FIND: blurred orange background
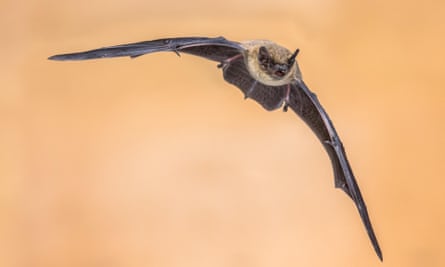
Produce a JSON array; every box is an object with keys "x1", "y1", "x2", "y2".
[{"x1": 1, "y1": 0, "x2": 445, "y2": 266}]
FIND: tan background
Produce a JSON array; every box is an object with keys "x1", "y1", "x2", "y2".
[{"x1": 1, "y1": 0, "x2": 444, "y2": 266}]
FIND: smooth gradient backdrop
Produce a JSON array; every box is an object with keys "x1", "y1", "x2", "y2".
[{"x1": 1, "y1": 0, "x2": 444, "y2": 266}]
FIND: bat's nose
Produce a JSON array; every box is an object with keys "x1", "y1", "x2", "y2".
[
  {"x1": 271, "y1": 64, "x2": 288, "y2": 77},
  {"x1": 273, "y1": 64, "x2": 288, "y2": 73}
]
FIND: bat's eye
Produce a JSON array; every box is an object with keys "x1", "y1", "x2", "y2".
[
  {"x1": 260, "y1": 62, "x2": 269, "y2": 70},
  {"x1": 259, "y1": 59, "x2": 270, "y2": 70}
]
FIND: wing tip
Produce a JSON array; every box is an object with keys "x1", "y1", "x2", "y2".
[
  {"x1": 48, "y1": 53, "x2": 110, "y2": 61},
  {"x1": 48, "y1": 54, "x2": 63, "y2": 61},
  {"x1": 377, "y1": 248, "x2": 383, "y2": 262},
  {"x1": 48, "y1": 54, "x2": 83, "y2": 61}
]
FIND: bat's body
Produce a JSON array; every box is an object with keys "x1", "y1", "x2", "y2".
[{"x1": 49, "y1": 36, "x2": 382, "y2": 261}]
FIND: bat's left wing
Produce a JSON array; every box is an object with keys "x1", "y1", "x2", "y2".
[
  {"x1": 288, "y1": 80, "x2": 383, "y2": 261},
  {"x1": 220, "y1": 65, "x2": 383, "y2": 259},
  {"x1": 48, "y1": 36, "x2": 244, "y2": 62}
]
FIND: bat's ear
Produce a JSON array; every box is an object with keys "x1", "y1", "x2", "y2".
[
  {"x1": 288, "y1": 48, "x2": 300, "y2": 65},
  {"x1": 258, "y1": 46, "x2": 270, "y2": 61}
]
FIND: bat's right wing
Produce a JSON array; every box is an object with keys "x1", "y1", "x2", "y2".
[{"x1": 48, "y1": 36, "x2": 244, "y2": 62}]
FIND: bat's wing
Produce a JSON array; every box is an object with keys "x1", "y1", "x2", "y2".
[
  {"x1": 288, "y1": 80, "x2": 382, "y2": 260},
  {"x1": 221, "y1": 64, "x2": 383, "y2": 259},
  {"x1": 48, "y1": 37, "x2": 244, "y2": 62},
  {"x1": 220, "y1": 56, "x2": 288, "y2": 110}
]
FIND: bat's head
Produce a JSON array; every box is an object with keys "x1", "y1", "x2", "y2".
[
  {"x1": 243, "y1": 40, "x2": 302, "y2": 86},
  {"x1": 243, "y1": 40, "x2": 301, "y2": 86},
  {"x1": 257, "y1": 45, "x2": 300, "y2": 81}
]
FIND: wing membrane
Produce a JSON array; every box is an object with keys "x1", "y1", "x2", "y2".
[
  {"x1": 222, "y1": 58, "x2": 286, "y2": 110},
  {"x1": 48, "y1": 37, "x2": 243, "y2": 62}
]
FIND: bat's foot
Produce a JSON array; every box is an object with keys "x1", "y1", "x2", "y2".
[
  {"x1": 244, "y1": 80, "x2": 258, "y2": 100},
  {"x1": 282, "y1": 84, "x2": 291, "y2": 112},
  {"x1": 283, "y1": 104, "x2": 289, "y2": 112},
  {"x1": 218, "y1": 54, "x2": 243, "y2": 69}
]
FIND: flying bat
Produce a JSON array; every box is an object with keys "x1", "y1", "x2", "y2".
[{"x1": 49, "y1": 36, "x2": 382, "y2": 261}]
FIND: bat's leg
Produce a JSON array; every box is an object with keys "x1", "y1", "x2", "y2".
[
  {"x1": 217, "y1": 54, "x2": 243, "y2": 69},
  {"x1": 282, "y1": 84, "x2": 291, "y2": 112},
  {"x1": 291, "y1": 82, "x2": 305, "y2": 114},
  {"x1": 245, "y1": 80, "x2": 258, "y2": 99}
]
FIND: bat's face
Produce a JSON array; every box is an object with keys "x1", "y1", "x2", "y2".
[
  {"x1": 242, "y1": 40, "x2": 301, "y2": 86},
  {"x1": 258, "y1": 46, "x2": 294, "y2": 79}
]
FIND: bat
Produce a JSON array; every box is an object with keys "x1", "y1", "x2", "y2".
[{"x1": 49, "y1": 36, "x2": 382, "y2": 261}]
